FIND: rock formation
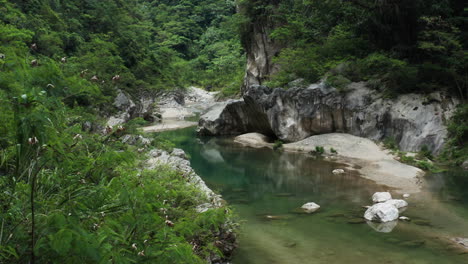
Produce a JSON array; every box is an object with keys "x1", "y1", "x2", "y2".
[{"x1": 198, "y1": 82, "x2": 458, "y2": 155}]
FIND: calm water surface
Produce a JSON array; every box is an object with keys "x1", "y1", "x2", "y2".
[{"x1": 158, "y1": 128, "x2": 468, "y2": 264}]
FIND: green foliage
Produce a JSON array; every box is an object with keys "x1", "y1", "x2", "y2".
[
  {"x1": 440, "y1": 103, "x2": 468, "y2": 165},
  {"x1": 0, "y1": 2, "x2": 238, "y2": 262},
  {"x1": 383, "y1": 137, "x2": 399, "y2": 151},
  {"x1": 241, "y1": 0, "x2": 467, "y2": 98},
  {"x1": 273, "y1": 140, "x2": 283, "y2": 151},
  {"x1": 330, "y1": 148, "x2": 338, "y2": 154},
  {"x1": 315, "y1": 146, "x2": 325, "y2": 155}
]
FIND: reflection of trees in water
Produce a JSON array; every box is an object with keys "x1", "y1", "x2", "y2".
[{"x1": 199, "y1": 137, "x2": 385, "y2": 205}]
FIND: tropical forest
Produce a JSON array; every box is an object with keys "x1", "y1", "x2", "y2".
[{"x1": 0, "y1": 0, "x2": 467, "y2": 263}]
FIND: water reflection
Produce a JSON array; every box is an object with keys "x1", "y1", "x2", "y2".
[{"x1": 158, "y1": 128, "x2": 468, "y2": 264}]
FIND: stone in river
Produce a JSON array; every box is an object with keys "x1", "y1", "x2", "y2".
[
  {"x1": 301, "y1": 202, "x2": 321, "y2": 213},
  {"x1": 372, "y1": 192, "x2": 392, "y2": 203},
  {"x1": 364, "y1": 203, "x2": 399, "y2": 222}
]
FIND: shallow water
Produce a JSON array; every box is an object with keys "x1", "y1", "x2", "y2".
[{"x1": 158, "y1": 128, "x2": 468, "y2": 264}]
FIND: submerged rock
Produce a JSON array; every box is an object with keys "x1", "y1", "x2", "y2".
[
  {"x1": 367, "y1": 220, "x2": 398, "y2": 233},
  {"x1": 301, "y1": 202, "x2": 321, "y2": 213},
  {"x1": 451, "y1": 237, "x2": 468, "y2": 249},
  {"x1": 364, "y1": 203, "x2": 399, "y2": 222},
  {"x1": 332, "y1": 169, "x2": 345, "y2": 174},
  {"x1": 399, "y1": 216, "x2": 411, "y2": 221},
  {"x1": 372, "y1": 192, "x2": 392, "y2": 203}
]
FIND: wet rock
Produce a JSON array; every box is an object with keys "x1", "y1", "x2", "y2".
[
  {"x1": 283, "y1": 241, "x2": 297, "y2": 248},
  {"x1": 171, "y1": 148, "x2": 187, "y2": 159},
  {"x1": 400, "y1": 240, "x2": 425, "y2": 248},
  {"x1": 347, "y1": 218, "x2": 366, "y2": 224},
  {"x1": 412, "y1": 219, "x2": 432, "y2": 227},
  {"x1": 384, "y1": 199, "x2": 408, "y2": 209},
  {"x1": 301, "y1": 202, "x2": 321, "y2": 213},
  {"x1": 367, "y1": 220, "x2": 398, "y2": 233},
  {"x1": 364, "y1": 203, "x2": 399, "y2": 222},
  {"x1": 399, "y1": 216, "x2": 411, "y2": 221},
  {"x1": 332, "y1": 169, "x2": 345, "y2": 174},
  {"x1": 263, "y1": 215, "x2": 287, "y2": 221},
  {"x1": 372, "y1": 192, "x2": 392, "y2": 203},
  {"x1": 403, "y1": 193, "x2": 410, "y2": 198},
  {"x1": 451, "y1": 238, "x2": 468, "y2": 249},
  {"x1": 234, "y1": 133, "x2": 273, "y2": 148}
]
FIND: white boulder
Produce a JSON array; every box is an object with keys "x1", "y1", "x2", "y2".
[
  {"x1": 301, "y1": 202, "x2": 321, "y2": 213},
  {"x1": 372, "y1": 192, "x2": 392, "y2": 203},
  {"x1": 332, "y1": 169, "x2": 345, "y2": 174},
  {"x1": 364, "y1": 203, "x2": 399, "y2": 222},
  {"x1": 384, "y1": 199, "x2": 408, "y2": 209}
]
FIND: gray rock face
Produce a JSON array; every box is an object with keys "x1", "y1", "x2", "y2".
[
  {"x1": 197, "y1": 100, "x2": 274, "y2": 136},
  {"x1": 241, "y1": 20, "x2": 282, "y2": 93},
  {"x1": 108, "y1": 89, "x2": 161, "y2": 126},
  {"x1": 364, "y1": 203, "x2": 399, "y2": 223},
  {"x1": 199, "y1": 83, "x2": 458, "y2": 154}
]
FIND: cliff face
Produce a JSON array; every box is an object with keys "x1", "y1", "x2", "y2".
[
  {"x1": 242, "y1": 22, "x2": 282, "y2": 93},
  {"x1": 239, "y1": 0, "x2": 283, "y2": 94},
  {"x1": 198, "y1": 83, "x2": 458, "y2": 155}
]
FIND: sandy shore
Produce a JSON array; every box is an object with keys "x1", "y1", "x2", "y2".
[{"x1": 234, "y1": 132, "x2": 424, "y2": 194}]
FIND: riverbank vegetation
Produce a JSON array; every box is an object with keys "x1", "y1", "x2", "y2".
[
  {"x1": 0, "y1": 1, "x2": 236, "y2": 262},
  {"x1": 237, "y1": 0, "x2": 467, "y2": 165}
]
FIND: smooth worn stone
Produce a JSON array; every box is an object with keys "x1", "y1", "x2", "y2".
[
  {"x1": 403, "y1": 193, "x2": 410, "y2": 198},
  {"x1": 301, "y1": 202, "x2": 321, "y2": 213},
  {"x1": 399, "y1": 216, "x2": 411, "y2": 221},
  {"x1": 372, "y1": 192, "x2": 392, "y2": 203},
  {"x1": 332, "y1": 169, "x2": 345, "y2": 174},
  {"x1": 384, "y1": 199, "x2": 409, "y2": 209},
  {"x1": 364, "y1": 203, "x2": 399, "y2": 222},
  {"x1": 452, "y1": 238, "x2": 468, "y2": 249}
]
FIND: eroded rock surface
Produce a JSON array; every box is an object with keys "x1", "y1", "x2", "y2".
[
  {"x1": 199, "y1": 83, "x2": 458, "y2": 155},
  {"x1": 364, "y1": 203, "x2": 399, "y2": 223}
]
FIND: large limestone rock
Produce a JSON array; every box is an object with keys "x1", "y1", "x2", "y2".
[
  {"x1": 372, "y1": 192, "x2": 392, "y2": 203},
  {"x1": 364, "y1": 203, "x2": 399, "y2": 222},
  {"x1": 197, "y1": 100, "x2": 273, "y2": 136},
  {"x1": 384, "y1": 199, "x2": 408, "y2": 209},
  {"x1": 234, "y1": 133, "x2": 273, "y2": 148},
  {"x1": 198, "y1": 83, "x2": 458, "y2": 155}
]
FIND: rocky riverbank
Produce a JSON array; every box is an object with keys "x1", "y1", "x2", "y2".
[
  {"x1": 234, "y1": 132, "x2": 423, "y2": 193},
  {"x1": 198, "y1": 82, "x2": 459, "y2": 155}
]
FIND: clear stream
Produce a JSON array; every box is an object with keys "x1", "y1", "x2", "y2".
[{"x1": 158, "y1": 127, "x2": 468, "y2": 264}]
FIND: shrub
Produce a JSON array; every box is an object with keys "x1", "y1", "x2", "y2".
[
  {"x1": 315, "y1": 146, "x2": 325, "y2": 155},
  {"x1": 383, "y1": 137, "x2": 399, "y2": 150},
  {"x1": 273, "y1": 140, "x2": 284, "y2": 151}
]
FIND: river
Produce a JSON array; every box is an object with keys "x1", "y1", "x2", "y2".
[{"x1": 157, "y1": 127, "x2": 468, "y2": 264}]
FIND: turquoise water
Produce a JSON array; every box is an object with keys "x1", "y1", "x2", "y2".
[{"x1": 157, "y1": 128, "x2": 468, "y2": 264}]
